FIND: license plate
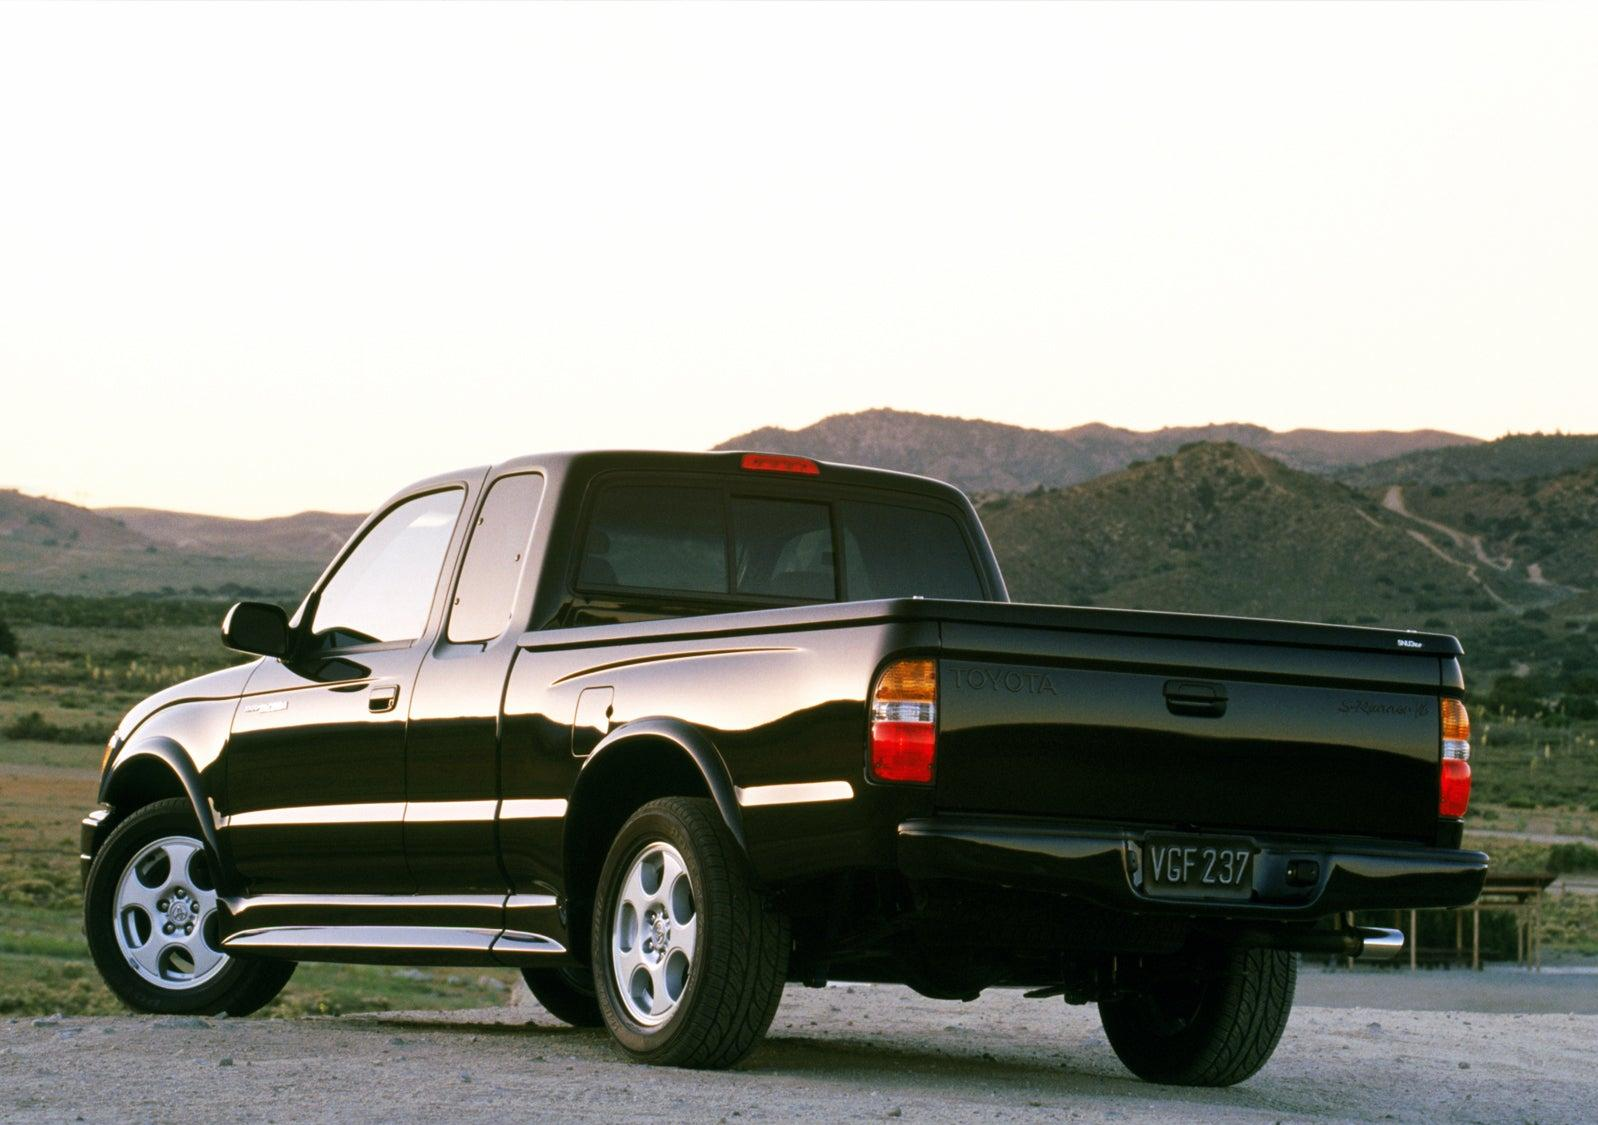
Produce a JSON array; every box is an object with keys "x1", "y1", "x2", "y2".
[{"x1": 1141, "y1": 836, "x2": 1254, "y2": 900}]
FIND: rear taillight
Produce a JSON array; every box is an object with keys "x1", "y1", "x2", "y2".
[
  {"x1": 870, "y1": 658, "x2": 937, "y2": 783},
  {"x1": 1439, "y1": 698, "x2": 1471, "y2": 818}
]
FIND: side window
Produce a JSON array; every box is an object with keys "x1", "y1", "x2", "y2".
[
  {"x1": 310, "y1": 489, "x2": 463, "y2": 647},
  {"x1": 837, "y1": 501, "x2": 984, "y2": 601},
  {"x1": 578, "y1": 485, "x2": 727, "y2": 594},
  {"x1": 448, "y1": 473, "x2": 545, "y2": 643},
  {"x1": 730, "y1": 497, "x2": 835, "y2": 600}
]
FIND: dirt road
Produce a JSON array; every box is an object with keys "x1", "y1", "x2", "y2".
[{"x1": 5, "y1": 973, "x2": 1596, "y2": 1123}]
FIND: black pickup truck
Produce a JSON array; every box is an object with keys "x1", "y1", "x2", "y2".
[{"x1": 81, "y1": 450, "x2": 1486, "y2": 1084}]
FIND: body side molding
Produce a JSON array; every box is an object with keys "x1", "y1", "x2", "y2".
[{"x1": 736, "y1": 780, "x2": 855, "y2": 807}]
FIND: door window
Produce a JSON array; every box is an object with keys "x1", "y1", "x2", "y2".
[
  {"x1": 448, "y1": 473, "x2": 546, "y2": 643},
  {"x1": 310, "y1": 489, "x2": 463, "y2": 648}
]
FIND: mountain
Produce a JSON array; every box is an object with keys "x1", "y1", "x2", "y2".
[
  {"x1": 0, "y1": 491, "x2": 355, "y2": 597},
  {"x1": 717, "y1": 408, "x2": 1477, "y2": 493},
  {"x1": 978, "y1": 442, "x2": 1530, "y2": 624},
  {"x1": 102, "y1": 508, "x2": 362, "y2": 562},
  {"x1": 0, "y1": 489, "x2": 152, "y2": 550},
  {"x1": 1338, "y1": 434, "x2": 1598, "y2": 488}
]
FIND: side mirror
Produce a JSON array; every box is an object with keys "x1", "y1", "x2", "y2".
[{"x1": 221, "y1": 602, "x2": 290, "y2": 657}]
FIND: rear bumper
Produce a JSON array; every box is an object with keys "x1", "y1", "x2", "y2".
[{"x1": 897, "y1": 814, "x2": 1488, "y2": 920}]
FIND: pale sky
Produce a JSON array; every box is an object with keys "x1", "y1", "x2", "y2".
[{"x1": 2, "y1": 2, "x2": 1595, "y2": 518}]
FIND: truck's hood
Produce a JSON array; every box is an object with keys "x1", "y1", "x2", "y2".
[{"x1": 113, "y1": 660, "x2": 262, "y2": 745}]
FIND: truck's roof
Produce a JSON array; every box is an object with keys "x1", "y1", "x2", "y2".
[{"x1": 483, "y1": 448, "x2": 972, "y2": 503}]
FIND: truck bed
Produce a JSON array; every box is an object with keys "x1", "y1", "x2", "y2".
[{"x1": 518, "y1": 595, "x2": 1457, "y2": 849}]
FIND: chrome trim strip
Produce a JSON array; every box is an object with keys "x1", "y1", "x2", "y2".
[
  {"x1": 491, "y1": 931, "x2": 566, "y2": 955},
  {"x1": 505, "y1": 894, "x2": 559, "y2": 910},
  {"x1": 225, "y1": 893, "x2": 509, "y2": 912},
  {"x1": 223, "y1": 925, "x2": 501, "y2": 953},
  {"x1": 223, "y1": 802, "x2": 405, "y2": 828},
  {"x1": 405, "y1": 800, "x2": 498, "y2": 823},
  {"x1": 735, "y1": 780, "x2": 855, "y2": 808},
  {"x1": 499, "y1": 798, "x2": 569, "y2": 820}
]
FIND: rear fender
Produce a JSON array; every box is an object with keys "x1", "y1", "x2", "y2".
[
  {"x1": 571, "y1": 717, "x2": 745, "y2": 849},
  {"x1": 560, "y1": 718, "x2": 744, "y2": 959}
]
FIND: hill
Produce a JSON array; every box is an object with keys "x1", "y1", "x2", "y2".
[
  {"x1": 0, "y1": 489, "x2": 152, "y2": 551},
  {"x1": 1390, "y1": 463, "x2": 1598, "y2": 592},
  {"x1": 0, "y1": 491, "x2": 351, "y2": 597},
  {"x1": 102, "y1": 507, "x2": 362, "y2": 562},
  {"x1": 978, "y1": 442, "x2": 1529, "y2": 624},
  {"x1": 1339, "y1": 434, "x2": 1598, "y2": 488},
  {"x1": 718, "y1": 408, "x2": 1476, "y2": 493}
]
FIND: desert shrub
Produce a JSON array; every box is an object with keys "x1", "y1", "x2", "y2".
[
  {"x1": 1, "y1": 711, "x2": 105, "y2": 744},
  {"x1": 1547, "y1": 843, "x2": 1598, "y2": 874}
]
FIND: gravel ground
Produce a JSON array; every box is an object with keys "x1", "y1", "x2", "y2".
[{"x1": 5, "y1": 972, "x2": 1596, "y2": 1123}]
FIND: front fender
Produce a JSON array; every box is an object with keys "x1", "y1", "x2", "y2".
[{"x1": 99, "y1": 736, "x2": 228, "y2": 885}]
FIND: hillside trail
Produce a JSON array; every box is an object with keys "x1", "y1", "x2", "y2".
[
  {"x1": 1378, "y1": 486, "x2": 1512, "y2": 609},
  {"x1": 1377, "y1": 484, "x2": 1595, "y2": 604},
  {"x1": 1381, "y1": 486, "x2": 1514, "y2": 569}
]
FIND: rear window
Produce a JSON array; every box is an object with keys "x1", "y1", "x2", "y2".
[
  {"x1": 731, "y1": 497, "x2": 835, "y2": 600},
  {"x1": 838, "y1": 501, "x2": 985, "y2": 601},
  {"x1": 577, "y1": 481, "x2": 985, "y2": 604},
  {"x1": 579, "y1": 485, "x2": 727, "y2": 594}
]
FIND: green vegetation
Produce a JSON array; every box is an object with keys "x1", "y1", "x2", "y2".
[
  {"x1": 0, "y1": 615, "x2": 16, "y2": 658},
  {"x1": 0, "y1": 604, "x2": 250, "y2": 745},
  {"x1": 1394, "y1": 462, "x2": 1598, "y2": 590},
  {"x1": 981, "y1": 442, "x2": 1538, "y2": 621}
]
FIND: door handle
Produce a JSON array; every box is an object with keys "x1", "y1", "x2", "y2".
[
  {"x1": 368, "y1": 684, "x2": 400, "y2": 713},
  {"x1": 1164, "y1": 680, "x2": 1227, "y2": 718}
]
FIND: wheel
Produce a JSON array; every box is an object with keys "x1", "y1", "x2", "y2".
[
  {"x1": 591, "y1": 797, "x2": 789, "y2": 1068},
  {"x1": 84, "y1": 799, "x2": 295, "y2": 1016},
  {"x1": 1098, "y1": 946, "x2": 1296, "y2": 1087},
  {"x1": 520, "y1": 966, "x2": 603, "y2": 1027}
]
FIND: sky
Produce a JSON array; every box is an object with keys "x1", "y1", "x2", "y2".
[{"x1": 2, "y1": 2, "x2": 1596, "y2": 518}]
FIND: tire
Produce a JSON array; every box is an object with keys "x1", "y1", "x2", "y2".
[
  {"x1": 591, "y1": 797, "x2": 789, "y2": 1068},
  {"x1": 1098, "y1": 946, "x2": 1296, "y2": 1087},
  {"x1": 84, "y1": 799, "x2": 295, "y2": 1016},
  {"x1": 521, "y1": 967, "x2": 603, "y2": 1027}
]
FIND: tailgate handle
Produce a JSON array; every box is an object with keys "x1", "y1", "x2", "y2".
[{"x1": 1164, "y1": 680, "x2": 1227, "y2": 718}]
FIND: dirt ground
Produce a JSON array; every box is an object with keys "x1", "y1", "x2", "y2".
[{"x1": 5, "y1": 968, "x2": 1596, "y2": 1123}]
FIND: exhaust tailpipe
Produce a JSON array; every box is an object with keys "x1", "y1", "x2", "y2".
[{"x1": 1228, "y1": 925, "x2": 1406, "y2": 960}]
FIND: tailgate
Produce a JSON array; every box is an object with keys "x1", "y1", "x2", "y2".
[{"x1": 935, "y1": 622, "x2": 1444, "y2": 843}]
